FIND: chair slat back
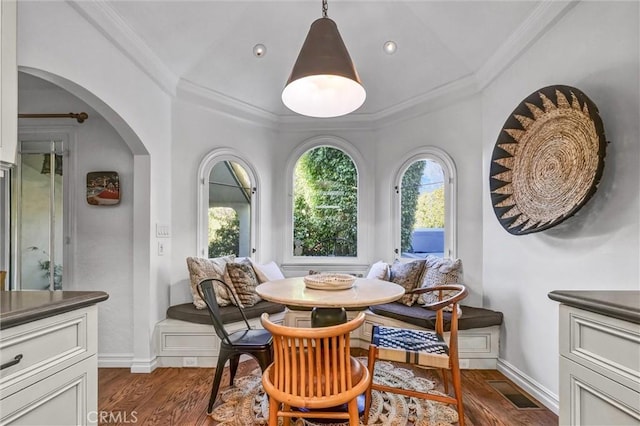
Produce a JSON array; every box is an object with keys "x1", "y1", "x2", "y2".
[{"x1": 262, "y1": 312, "x2": 365, "y2": 399}]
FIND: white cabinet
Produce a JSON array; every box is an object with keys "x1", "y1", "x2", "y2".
[
  {"x1": 0, "y1": 0, "x2": 17, "y2": 165},
  {"x1": 558, "y1": 304, "x2": 640, "y2": 425},
  {"x1": 0, "y1": 305, "x2": 99, "y2": 425}
]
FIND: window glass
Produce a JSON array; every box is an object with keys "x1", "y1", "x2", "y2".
[
  {"x1": 400, "y1": 159, "x2": 446, "y2": 258},
  {"x1": 207, "y1": 160, "x2": 252, "y2": 258},
  {"x1": 292, "y1": 146, "x2": 357, "y2": 257}
]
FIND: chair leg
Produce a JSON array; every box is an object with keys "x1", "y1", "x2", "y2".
[
  {"x1": 348, "y1": 399, "x2": 360, "y2": 425},
  {"x1": 229, "y1": 354, "x2": 240, "y2": 385},
  {"x1": 282, "y1": 404, "x2": 291, "y2": 426},
  {"x1": 255, "y1": 348, "x2": 273, "y2": 372},
  {"x1": 450, "y1": 363, "x2": 465, "y2": 426},
  {"x1": 364, "y1": 345, "x2": 378, "y2": 424},
  {"x1": 207, "y1": 350, "x2": 231, "y2": 414},
  {"x1": 441, "y1": 368, "x2": 449, "y2": 394},
  {"x1": 268, "y1": 396, "x2": 279, "y2": 426}
]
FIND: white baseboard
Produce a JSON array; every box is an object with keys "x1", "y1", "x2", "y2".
[
  {"x1": 497, "y1": 357, "x2": 559, "y2": 414},
  {"x1": 129, "y1": 357, "x2": 159, "y2": 373},
  {"x1": 98, "y1": 353, "x2": 134, "y2": 368}
]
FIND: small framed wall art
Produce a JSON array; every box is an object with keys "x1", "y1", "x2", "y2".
[{"x1": 87, "y1": 171, "x2": 120, "y2": 206}]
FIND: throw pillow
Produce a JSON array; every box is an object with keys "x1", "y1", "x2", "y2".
[
  {"x1": 226, "y1": 259, "x2": 262, "y2": 308},
  {"x1": 417, "y1": 255, "x2": 463, "y2": 315},
  {"x1": 250, "y1": 259, "x2": 285, "y2": 283},
  {"x1": 186, "y1": 255, "x2": 235, "y2": 309},
  {"x1": 389, "y1": 259, "x2": 426, "y2": 306},
  {"x1": 366, "y1": 260, "x2": 390, "y2": 281}
]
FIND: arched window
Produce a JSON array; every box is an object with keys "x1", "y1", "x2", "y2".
[
  {"x1": 197, "y1": 149, "x2": 258, "y2": 259},
  {"x1": 285, "y1": 137, "x2": 369, "y2": 265},
  {"x1": 395, "y1": 148, "x2": 456, "y2": 259}
]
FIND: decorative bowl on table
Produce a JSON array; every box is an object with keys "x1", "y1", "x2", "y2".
[{"x1": 303, "y1": 273, "x2": 356, "y2": 290}]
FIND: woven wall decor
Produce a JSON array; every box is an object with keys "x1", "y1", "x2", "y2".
[{"x1": 490, "y1": 85, "x2": 606, "y2": 235}]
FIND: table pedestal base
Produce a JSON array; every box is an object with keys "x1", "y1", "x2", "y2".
[{"x1": 311, "y1": 307, "x2": 347, "y2": 327}]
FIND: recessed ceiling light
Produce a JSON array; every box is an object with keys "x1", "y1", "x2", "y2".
[
  {"x1": 383, "y1": 41, "x2": 397, "y2": 55},
  {"x1": 253, "y1": 44, "x2": 267, "y2": 58}
]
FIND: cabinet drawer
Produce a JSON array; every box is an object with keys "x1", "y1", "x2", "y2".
[
  {"x1": 560, "y1": 356, "x2": 640, "y2": 425},
  {"x1": 0, "y1": 356, "x2": 97, "y2": 426},
  {"x1": 560, "y1": 305, "x2": 640, "y2": 393},
  {"x1": 0, "y1": 306, "x2": 97, "y2": 394}
]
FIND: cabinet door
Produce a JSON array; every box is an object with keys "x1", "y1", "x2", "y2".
[
  {"x1": 0, "y1": 0, "x2": 17, "y2": 165},
  {"x1": 560, "y1": 357, "x2": 640, "y2": 426},
  {"x1": 0, "y1": 356, "x2": 97, "y2": 425}
]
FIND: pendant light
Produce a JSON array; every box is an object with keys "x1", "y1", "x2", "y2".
[{"x1": 282, "y1": 0, "x2": 366, "y2": 118}]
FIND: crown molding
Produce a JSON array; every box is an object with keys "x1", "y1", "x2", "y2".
[
  {"x1": 176, "y1": 79, "x2": 278, "y2": 128},
  {"x1": 371, "y1": 74, "x2": 480, "y2": 129},
  {"x1": 475, "y1": 0, "x2": 579, "y2": 90},
  {"x1": 68, "y1": 0, "x2": 578, "y2": 129},
  {"x1": 67, "y1": 0, "x2": 178, "y2": 96}
]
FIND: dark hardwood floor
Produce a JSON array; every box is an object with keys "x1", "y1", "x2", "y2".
[{"x1": 98, "y1": 359, "x2": 558, "y2": 426}]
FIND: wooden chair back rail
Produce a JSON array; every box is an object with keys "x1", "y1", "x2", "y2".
[
  {"x1": 261, "y1": 312, "x2": 369, "y2": 424},
  {"x1": 271, "y1": 334, "x2": 354, "y2": 397}
]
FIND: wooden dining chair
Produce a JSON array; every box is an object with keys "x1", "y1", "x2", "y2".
[
  {"x1": 260, "y1": 312, "x2": 371, "y2": 426},
  {"x1": 364, "y1": 284, "x2": 469, "y2": 426},
  {"x1": 197, "y1": 278, "x2": 273, "y2": 414}
]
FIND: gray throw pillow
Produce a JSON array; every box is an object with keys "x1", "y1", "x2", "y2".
[
  {"x1": 226, "y1": 259, "x2": 262, "y2": 308},
  {"x1": 389, "y1": 259, "x2": 426, "y2": 306}
]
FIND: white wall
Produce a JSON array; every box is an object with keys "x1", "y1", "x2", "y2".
[
  {"x1": 481, "y1": 1, "x2": 639, "y2": 410},
  {"x1": 377, "y1": 97, "x2": 484, "y2": 306},
  {"x1": 19, "y1": 82, "x2": 135, "y2": 358},
  {"x1": 18, "y1": 1, "x2": 172, "y2": 370},
  {"x1": 170, "y1": 98, "x2": 278, "y2": 304}
]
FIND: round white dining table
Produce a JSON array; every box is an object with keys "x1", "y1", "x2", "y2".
[{"x1": 256, "y1": 277, "x2": 405, "y2": 327}]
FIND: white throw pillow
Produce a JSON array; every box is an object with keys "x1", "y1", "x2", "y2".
[
  {"x1": 250, "y1": 259, "x2": 285, "y2": 283},
  {"x1": 366, "y1": 260, "x2": 390, "y2": 281}
]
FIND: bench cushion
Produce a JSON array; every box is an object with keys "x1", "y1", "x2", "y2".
[
  {"x1": 167, "y1": 301, "x2": 286, "y2": 325},
  {"x1": 369, "y1": 303, "x2": 503, "y2": 331}
]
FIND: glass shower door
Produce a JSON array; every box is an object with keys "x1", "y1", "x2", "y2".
[{"x1": 18, "y1": 140, "x2": 64, "y2": 290}]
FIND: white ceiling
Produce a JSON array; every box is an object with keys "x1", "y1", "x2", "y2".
[{"x1": 64, "y1": 1, "x2": 574, "y2": 120}]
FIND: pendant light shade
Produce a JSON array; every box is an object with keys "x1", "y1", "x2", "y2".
[{"x1": 282, "y1": 17, "x2": 366, "y2": 118}]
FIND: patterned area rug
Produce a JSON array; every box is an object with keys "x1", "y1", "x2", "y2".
[{"x1": 210, "y1": 359, "x2": 458, "y2": 425}]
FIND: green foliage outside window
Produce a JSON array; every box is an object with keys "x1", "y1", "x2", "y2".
[
  {"x1": 208, "y1": 207, "x2": 240, "y2": 257},
  {"x1": 415, "y1": 187, "x2": 445, "y2": 228},
  {"x1": 400, "y1": 161, "x2": 426, "y2": 253},
  {"x1": 293, "y1": 147, "x2": 357, "y2": 257}
]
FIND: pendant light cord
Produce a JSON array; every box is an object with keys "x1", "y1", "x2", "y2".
[{"x1": 322, "y1": 0, "x2": 328, "y2": 18}]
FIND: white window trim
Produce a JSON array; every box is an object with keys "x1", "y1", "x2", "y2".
[
  {"x1": 283, "y1": 136, "x2": 371, "y2": 266},
  {"x1": 197, "y1": 148, "x2": 260, "y2": 260},
  {"x1": 392, "y1": 146, "x2": 457, "y2": 260}
]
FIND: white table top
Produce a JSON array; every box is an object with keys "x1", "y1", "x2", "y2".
[{"x1": 256, "y1": 277, "x2": 405, "y2": 308}]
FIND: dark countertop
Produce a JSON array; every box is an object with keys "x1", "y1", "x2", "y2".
[
  {"x1": 548, "y1": 290, "x2": 640, "y2": 324},
  {"x1": 0, "y1": 290, "x2": 109, "y2": 329}
]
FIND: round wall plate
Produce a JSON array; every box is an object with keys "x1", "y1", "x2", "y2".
[{"x1": 490, "y1": 85, "x2": 606, "y2": 235}]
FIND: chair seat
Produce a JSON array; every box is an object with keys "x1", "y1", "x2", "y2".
[
  {"x1": 226, "y1": 328, "x2": 273, "y2": 348},
  {"x1": 372, "y1": 325, "x2": 450, "y2": 369}
]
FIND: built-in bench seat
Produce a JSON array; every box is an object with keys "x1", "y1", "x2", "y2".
[
  {"x1": 154, "y1": 301, "x2": 502, "y2": 369},
  {"x1": 166, "y1": 300, "x2": 286, "y2": 325},
  {"x1": 369, "y1": 303, "x2": 503, "y2": 331}
]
